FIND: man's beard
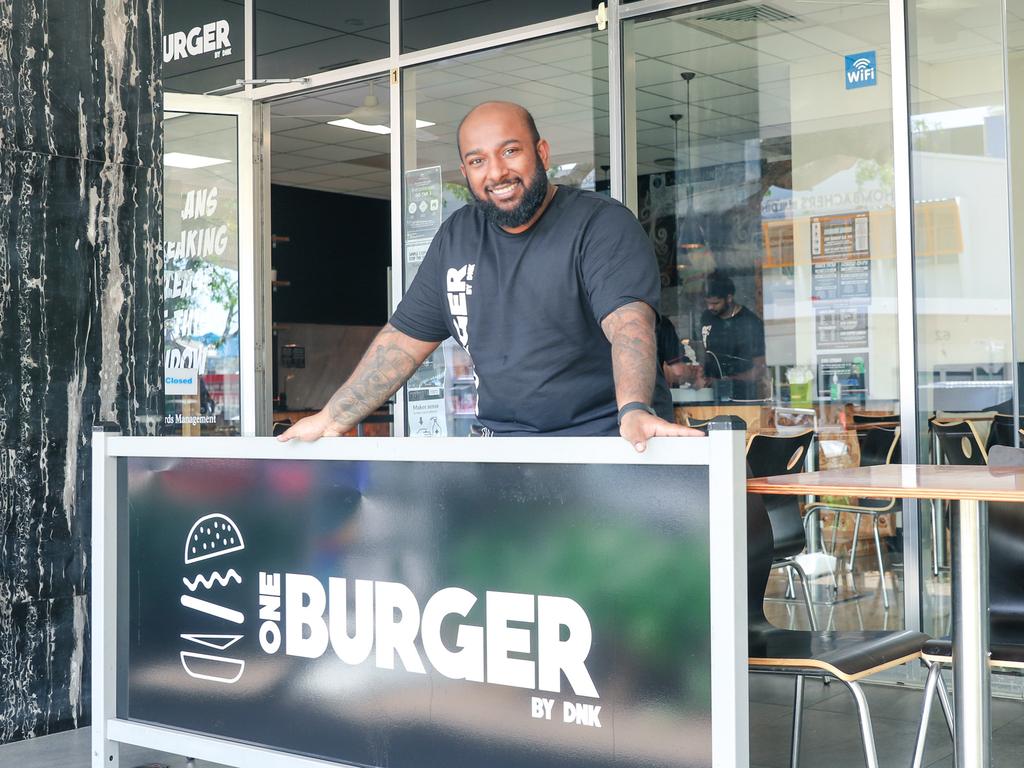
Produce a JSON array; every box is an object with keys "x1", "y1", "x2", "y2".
[{"x1": 470, "y1": 158, "x2": 549, "y2": 229}]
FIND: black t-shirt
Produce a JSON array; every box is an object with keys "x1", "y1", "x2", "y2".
[
  {"x1": 699, "y1": 306, "x2": 765, "y2": 400},
  {"x1": 657, "y1": 316, "x2": 683, "y2": 365},
  {"x1": 390, "y1": 187, "x2": 672, "y2": 435}
]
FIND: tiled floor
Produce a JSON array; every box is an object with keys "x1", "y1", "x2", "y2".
[{"x1": 4, "y1": 677, "x2": 1023, "y2": 767}]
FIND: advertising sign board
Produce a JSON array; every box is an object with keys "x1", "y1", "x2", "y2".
[{"x1": 123, "y1": 456, "x2": 713, "y2": 768}]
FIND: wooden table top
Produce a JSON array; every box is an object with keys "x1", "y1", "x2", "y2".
[{"x1": 748, "y1": 464, "x2": 1024, "y2": 502}]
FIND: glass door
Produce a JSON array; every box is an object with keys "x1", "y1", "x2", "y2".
[{"x1": 162, "y1": 93, "x2": 269, "y2": 436}]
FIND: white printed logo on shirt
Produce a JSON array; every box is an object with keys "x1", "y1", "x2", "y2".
[{"x1": 446, "y1": 264, "x2": 475, "y2": 352}]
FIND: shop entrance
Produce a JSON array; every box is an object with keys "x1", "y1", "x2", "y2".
[{"x1": 263, "y1": 77, "x2": 393, "y2": 436}]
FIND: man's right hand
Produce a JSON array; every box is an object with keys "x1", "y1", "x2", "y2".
[
  {"x1": 277, "y1": 410, "x2": 348, "y2": 442},
  {"x1": 275, "y1": 325, "x2": 440, "y2": 443}
]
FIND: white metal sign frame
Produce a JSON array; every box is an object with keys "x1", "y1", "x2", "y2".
[{"x1": 91, "y1": 429, "x2": 748, "y2": 768}]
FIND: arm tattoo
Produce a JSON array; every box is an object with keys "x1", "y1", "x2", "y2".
[
  {"x1": 326, "y1": 326, "x2": 422, "y2": 429},
  {"x1": 601, "y1": 302, "x2": 657, "y2": 406}
]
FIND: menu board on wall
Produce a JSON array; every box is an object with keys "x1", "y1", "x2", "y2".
[
  {"x1": 815, "y1": 305, "x2": 869, "y2": 349},
  {"x1": 811, "y1": 212, "x2": 869, "y2": 259},
  {"x1": 817, "y1": 354, "x2": 868, "y2": 403},
  {"x1": 811, "y1": 212, "x2": 871, "y2": 396},
  {"x1": 810, "y1": 212, "x2": 871, "y2": 301}
]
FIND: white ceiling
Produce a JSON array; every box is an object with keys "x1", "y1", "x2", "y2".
[{"x1": 266, "y1": 0, "x2": 1023, "y2": 199}]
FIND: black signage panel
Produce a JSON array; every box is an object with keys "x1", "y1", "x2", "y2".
[
  {"x1": 123, "y1": 458, "x2": 711, "y2": 767},
  {"x1": 164, "y1": 0, "x2": 244, "y2": 94}
]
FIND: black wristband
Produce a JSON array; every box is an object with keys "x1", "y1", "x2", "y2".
[{"x1": 617, "y1": 401, "x2": 656, "y2": 425}]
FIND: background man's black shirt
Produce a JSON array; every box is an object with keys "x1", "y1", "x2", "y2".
[
  {"x1": 390, "y1": 187, "x2": 672, "y2": 435},
  {"x1": 699, "y1": 306, "x2": 765, "y2": 400}
]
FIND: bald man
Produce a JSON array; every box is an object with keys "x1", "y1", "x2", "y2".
[{"x1": 280, "y1": 101, "x2": 699, "y2": 450}]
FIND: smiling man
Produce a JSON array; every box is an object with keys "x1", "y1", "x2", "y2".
[{"x1": 279, "y1": 101, "x2": 699, "y2": 449}]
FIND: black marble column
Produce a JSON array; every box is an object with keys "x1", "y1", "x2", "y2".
[{"x1": 0, "y1": 0, "x2": 161, "y2": 742}]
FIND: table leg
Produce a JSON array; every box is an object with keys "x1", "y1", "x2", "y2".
[{"x1": 951, "y1": 499, "x2": 990, "y2": 768}]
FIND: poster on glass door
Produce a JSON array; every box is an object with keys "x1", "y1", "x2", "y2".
[{"x1": 162, "y1": 112, "x2": 241, "y2": 436}]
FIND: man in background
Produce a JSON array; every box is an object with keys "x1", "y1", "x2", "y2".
[{"x1": 697, "y1": 273, "x2": 765, "y2": 400}]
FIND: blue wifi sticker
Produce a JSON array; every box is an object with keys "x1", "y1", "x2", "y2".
[{"x1": 845, "y1": 51, "x2": 877, "y2": 90}]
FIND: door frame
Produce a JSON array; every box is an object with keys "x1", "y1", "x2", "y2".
[{"x1": 164, "y1": 92, "x2": 271, "y2": 436}]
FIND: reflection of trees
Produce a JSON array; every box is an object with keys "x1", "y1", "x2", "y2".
[
  {"x1": 452, "y1": 516, "x2": 711, "y2": 701},
  {"x1": 206, "y1": 264, "x2": 239, "y2": 348},
  {"x1": 165, "y1": 254, "x2": 238, "y2": 348}
]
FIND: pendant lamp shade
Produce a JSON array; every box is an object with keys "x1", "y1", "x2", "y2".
[{"x1": 678, "y1": 72, "x2": 706, "y2": 252}]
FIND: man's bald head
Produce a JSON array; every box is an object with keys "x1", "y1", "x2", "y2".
[{"x1": 456, "y1": 101, "x2": 540, "y2": 160}]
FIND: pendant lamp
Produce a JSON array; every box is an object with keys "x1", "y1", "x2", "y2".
[{"x1": 677, "y1": 72, "x2": 706, "y2": 252}]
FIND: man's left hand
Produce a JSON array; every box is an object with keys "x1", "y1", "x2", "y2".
[{"x1": 620, "y1": 411, "x2": 704, "y2": 453}]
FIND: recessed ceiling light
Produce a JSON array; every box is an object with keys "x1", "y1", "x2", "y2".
[
  {"x1": 327, "y1": 118, "x2": 436, "y2": 135},
  {"x1": 164, "y1": 152, "x2": 230, "y2": 169}
]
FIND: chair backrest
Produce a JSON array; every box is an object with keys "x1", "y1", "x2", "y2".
[
  {"x1": 988, "y1": 413, "x2": 1018, "y2": 450},
  {"x1": 930, "y1": 419, "x2": 988, "y2": 465},
  {"x1": 746, "y1": 431, "x2": 815, "y2": 559},
  {"x1": 745, "y1": 430, "x2": 815, "y2": 478},
  {"x1": 859, "y1": 426, "x2": 900, "y2": 468},
  {"x1": 980, "y1": 449, "x2": 1024, "y2": 630},
  {"x1": 852, "y1": 412, "x2": 899, "y2": 426},
  {"x1": 746, "y1": 487, "x2": 775, "y2": 635}
]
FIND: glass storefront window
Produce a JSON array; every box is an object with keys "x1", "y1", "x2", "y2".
[
  {"x1": 255, "y1": 1, "x2": 389, "y2": 81},
  {"x1": 163, "y1": 112, "x2": 242, "y2": 435},
  {"x1": 401, "y1": 29, "x2": 610, "y2": 435},
  {"x1": 164, "y1": 0, "x2": 244, "y2": 94},
  {"x1": 908, "y1": 0, "x2": 1014, "y2": 637},
  {"x1": 401, "y1": 0, "x2": 597, "y2": 53},
  {"x1": 626, "y1": 1, "x2": 900, "y2": 427}
]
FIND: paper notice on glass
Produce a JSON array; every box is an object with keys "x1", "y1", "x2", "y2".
[
  {"x1": 404, "y1": 166, "x2": 442, "y2": 284},
  {"x1": 408, "y1": 397, "x2": 447, "y2": 438}
]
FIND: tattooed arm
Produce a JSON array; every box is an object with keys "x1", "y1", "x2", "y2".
[
  {"x1": 601, "y1": 302, "x2": 703, "y2": 451},
  {"x1": 277, "y1": 324, "x2": 440, "y2": 441}
]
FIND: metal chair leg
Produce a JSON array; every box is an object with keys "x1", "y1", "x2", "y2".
[
  {"x1": 930, "y1": 500, "x2": 940, "y2": 577},
  {"x1": 845, "y1": 680, "x2": 879, "y2": 768},
  {"x1": 872, "y1": 517, "x2": 889, "y2": 610},
  {"x1": 849, "y1": 514, "x2": 862, "y2": 573},
  {"x1": 911, "y1": 661, "x2": 942, "y2": 768},
  {"x1": 788, "y1": 561, "x2": 819, "y2": 631},
  {"x1": 786, "y1": 566, "x2": 796, "y2": 600},
  {"x1": 790, "y1": 675, "x2": 805, "y2": 768},
  {"x1": 830, "y1": 509, "x2": 841, "y2": 556},
  {"x1": 934, "y1": 664, "x2": 955, "y2": 742}
]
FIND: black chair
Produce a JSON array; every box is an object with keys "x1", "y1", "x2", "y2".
[
  {"x1": 746, "y1": 430, "x2": 819, "y2": 630},
  {"x1": 684, "y1": 415, "x2": 712, "y2": 430},
  {"x1": 851, "y1": 413, "x2": 899, "y2": 426},
  {"x1": 910, "y1": 444, "x2": 1024, "y2": 767},
  {"x1": 987, "y1": 412, "x2": 1020, "y2": 450},
  {"x1": 930, "y1": 418, "x2": 988, "y2": 465},
  {"x1": 747, "y1": 491, "x2": 928, "y2": 768},
  {"x1": 804, "y1": 426, "x2": 901, "y2": 609}
]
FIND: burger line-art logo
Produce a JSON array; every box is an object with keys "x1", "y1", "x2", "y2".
[
  {"x1": 179, "y1": 513, "x2": 247, "y2": 684},
  {"x1": 178, "y1": 513, "x2": 603, "y2": 727}
]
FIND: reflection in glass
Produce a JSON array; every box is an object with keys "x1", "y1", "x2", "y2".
[
  {"x1": 401, "y1": 0, "x2": 597, "y2": 53},
  {"x1": 626, "y1": 1, "x2": 899, "y2": 419},
  {"x1": 400, "y1": 30, "x2": 609, "y2": 436},
  {"x1": 163, "y1": 112, "x2": 241, "y2": 435},
  {"x1": 625, "y1": 1, "x2": 901, "y2": 633},
  {"x1": 255, "y1": 1, "x2": 389, "y2": 81},
  {"x1": 908, "y1": 0, "x2": 1014, "y2": 639}
]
